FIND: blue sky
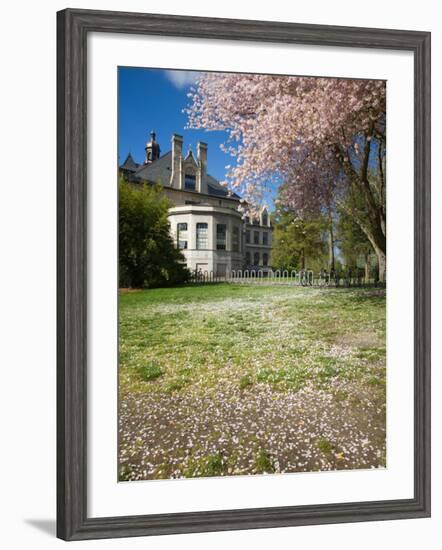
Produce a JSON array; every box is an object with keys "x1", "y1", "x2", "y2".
[{"x1": 118, "y1": 67, "x2": 233, "y2": 185}]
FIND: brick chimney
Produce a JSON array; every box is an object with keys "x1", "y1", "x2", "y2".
[
  {"x1": 169, "y1": 134, "x2": 183, "y2": 189},
  {"x1": 197, "y1": 141, "x2": 208, "y2": 193}
]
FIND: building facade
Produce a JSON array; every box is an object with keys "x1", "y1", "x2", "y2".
[{"x1": 120, "y1": 132, "x2": 273, "y2": 275}]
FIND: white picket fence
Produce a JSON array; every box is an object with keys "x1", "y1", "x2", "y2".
[
  {"x1": 190, "y1": 269, "x2": 323, "y2": 286},
  {"x1": 189, "y1": 268, "x2": 381, "y2": 287}
]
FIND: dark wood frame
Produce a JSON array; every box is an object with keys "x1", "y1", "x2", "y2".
[{"x1": 57, "y1": 8, "x2": 431, "y2": 541}]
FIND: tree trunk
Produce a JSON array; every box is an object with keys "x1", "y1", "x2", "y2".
[
  {"x1": 340, "y1": 203, "x2": 386, "y2": 278},
  {"x1": 373, "y1": 246, "x2": 386, "y2": 283},
  {"x1": 300, "y1": 248, "x2": 305, "y2": 270},
  {"x1": 328, "y1": 224, "x2": 335, "y2": 272},
  {"x1": 337, "y1": 134, "x2": 386, "y2": 279},
  {"x1": 364, "y1": 253, "x2": 370, "y2": 283}
]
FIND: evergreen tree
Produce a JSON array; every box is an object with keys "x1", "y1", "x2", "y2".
[{"x1": 119, "y1": 177, "x2": 189, "y2": 288}]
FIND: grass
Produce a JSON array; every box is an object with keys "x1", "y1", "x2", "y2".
[
  {"x1": 119, "y1": 284, "x2": 386, "y2": 396},
  {"x1": 317, "y1": 438, "x2": 334, "y2": 454},
  {"x1": 136, "y1": 363, "x2": 163, "y2": 381},
  {"x1": 254, "y1": 450, "x2": 275, "y2": 474},
  {"x1": 118, "y1": 284, "x2": 386, "y2": 480},
  {"x1": 183, "y1": 452, "x2": 228, "y2": 478}
]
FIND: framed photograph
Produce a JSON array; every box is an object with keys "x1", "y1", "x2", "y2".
[{"x1": 57, "y1": 8, "x2": 431, "y2": 541}]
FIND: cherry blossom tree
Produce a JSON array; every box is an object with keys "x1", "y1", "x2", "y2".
[{"x1": 186, "y1": 73, "x2": 386, "y2": 281}]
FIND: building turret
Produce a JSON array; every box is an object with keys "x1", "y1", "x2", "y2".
[{"x1": 144, "y1": 131, "x2": 161, "y2": 164}]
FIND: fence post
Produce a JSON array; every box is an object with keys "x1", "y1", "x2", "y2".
[{"x1": 275, "y1": 270, "x2": 281, "y2": 285}]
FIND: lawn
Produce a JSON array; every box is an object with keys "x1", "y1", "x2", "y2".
[{"x1": 119, "y1": 284, "x2": 386, "y2": 481}]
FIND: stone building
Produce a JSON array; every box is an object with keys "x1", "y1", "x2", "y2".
[{"x1": 120, "y1": 132, "x2": 273, "y2": 275}]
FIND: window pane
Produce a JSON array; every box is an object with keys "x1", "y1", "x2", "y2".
[
  {"x1": 216, "y1": 224, "x2": 226, "y2": 250},
  {"x1": 254, "y1": 252, "x2": 260, "y2": 265},
  {"x1": 245, "y1": 252, "x2": 251, "y2": 265},
  {"x1": 232, "y1": 226, "x2": 240, "y2": 252},
  {"x1": 263, "y1": 253, "x2": 268, "y2": 266},
  {"x1": 184, "y1": 173, "x2": 196, "y2": 190},
  {"x1": 177, "y1": 222, "x2": 188, "y2": 249},
  {"x1": 254, "y1": 231, "x2": 259, "y2": 244},
  {"x1": 196, "y1": 222, "x2": 208, "y2": 249},
  {"x1": 262, "y1": 232, "x2": 268, "y2": 245},
  {"x1": 245, "y1": 230, "x2": 250, "y2": 244}
]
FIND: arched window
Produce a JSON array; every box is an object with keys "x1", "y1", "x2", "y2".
[
  {"x1": 262, "y1": 211, "x2": 268, "y2": 226},
  {"x1": 254, "y1": 252, "x2": 260, "y2": 266},
  {"x1": 263, "y1": 253, "x2": 268, "y2": 266}
]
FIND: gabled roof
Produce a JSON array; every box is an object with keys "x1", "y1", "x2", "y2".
[
  {"x1": 120, "y1": 150, "x2": 241, "y2": 200},
  {"x1": 120, "y1": 153, "x2": 139, "y2": 172},
  {"x1": 134, "y1": 151, "x2": 172, "y2": 185},
  {"x1": 206, "y1": 174, "x2": 241, "y2": 199},
  {"x1": 184, "y1": 148, "x2": 196, "y2": 163}
]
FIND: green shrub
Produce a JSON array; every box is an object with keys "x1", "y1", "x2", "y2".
[{"x1": 119, "y1": 177, "x2": 189, "y2": 288}]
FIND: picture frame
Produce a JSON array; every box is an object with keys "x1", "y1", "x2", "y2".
[{"x1": 57, "y1": 8, "x2": 431, "y2": 541}]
